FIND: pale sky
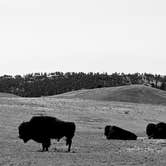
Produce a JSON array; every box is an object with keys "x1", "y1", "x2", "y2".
[{"x1": 0, "y1": 0, "x2": 166, "y2": 76}]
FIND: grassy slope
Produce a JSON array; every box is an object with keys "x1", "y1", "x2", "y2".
[
  {"x1": 1, "y1": 85, "x2": 166, "y2": 137},
  {"x1": 52, "y1": 84, "x2": 166, "y2": 105},
  {"x1": 1, "y1": 87, "x2": 166, "y2": 165},
  {"x1": 1, "y1": 96, "x2": 166, "y2": 137},
  {"x1": 0, "y1": 92, "x2": 19, "y2": 98}
]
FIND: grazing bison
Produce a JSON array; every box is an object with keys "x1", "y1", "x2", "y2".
[
  {"x1": 146, "y1": 122, "x2": 166, "y2": 139},
  {"x1": 18, "y1": 116, "x2": 76, "y2": 152},
  {"x1": 104, "y1": 125, "x2": 137, "y2": 140}
]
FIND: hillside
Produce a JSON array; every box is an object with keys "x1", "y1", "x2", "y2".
[
  {"x1": 52, "y1": 85, "x2": 166, "y2": 105},
  {"x1": 0, "y1": 92, "x2": 19, "y2": 98},
  {"x1": 0, "y1": 72, "x2": 164, "y2": 97},
  {"x1": 1, "y1": 87, "x2": 166, "y2": 165}
]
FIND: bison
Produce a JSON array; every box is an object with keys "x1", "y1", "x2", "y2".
[
  {"x1": 104, "y1": 125, "x2": 137, "y2": 140},
  {"x1": 146, "y1": 122, "x2": 166, "y2": 139},
  {"x1": 18, "y1": 116, "x2": 76, "y2": 152},
  {"x1": 146, "y1": 123, "x2": 156, "y2": 139}
]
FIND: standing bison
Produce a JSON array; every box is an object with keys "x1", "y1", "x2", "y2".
[
  {"x1": 146, "y1": 122, "x2": 166, "y2": 139},
  {"x1": 104, "y1": 125, "x2": 137, "y2": 140},
  {"x1": 18, "y1": 116, "x2": 76, "y2": 152}
]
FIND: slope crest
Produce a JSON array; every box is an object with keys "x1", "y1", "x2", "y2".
[
  {"x1": 0, "y1": 92, "x2": 19, "y2": 98},
  {"x1": 52, "y1": 85, "x2": 166, "y2": 105}
]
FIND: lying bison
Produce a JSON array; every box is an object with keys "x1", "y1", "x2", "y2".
[
  {"x1": 18, "y1": 116, "x2": 76, "y2": 152},
  {"x1": 104, "y1": 125, "x2": 137, "y2": 140},
  {"x1": 146, "y1": 122, "x2": 166, "y2": 139}
]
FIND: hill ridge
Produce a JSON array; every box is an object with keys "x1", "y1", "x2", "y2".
[
  {"x1": 0, "y1": 92, "x2": 19, "y2": 98},
  {"x1": 52, "y1": 85, "x2": 166, "y2": 105}
]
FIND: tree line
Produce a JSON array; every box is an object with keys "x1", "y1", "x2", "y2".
[{"x1": 0, "y1": 72, "x2": 165, "y2": 97}]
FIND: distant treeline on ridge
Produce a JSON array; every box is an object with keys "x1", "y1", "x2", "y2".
[{"x1": 0, "y1": 72, "x2": 166, "y2": 97}]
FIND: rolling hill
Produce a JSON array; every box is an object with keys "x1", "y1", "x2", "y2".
[
  {"x1": 52, "y1": 84, "x2": 166, "y2": 105},
  {"x1": 1, "y1": 85, "x2": 166, "y2": 165},
  {"x1": 0, "y1": 92, "x2": 19, "y2": 98}
]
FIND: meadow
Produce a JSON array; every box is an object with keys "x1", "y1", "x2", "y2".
[{"x1": 1, "y1": 85, "x2": 166, "y2": 165}]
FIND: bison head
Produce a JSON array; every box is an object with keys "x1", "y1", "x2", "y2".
[
  {"x1": 146, "y1": 123, "x2": 156, "y2": 139},
  {"x1": 18, "y1": 122, "x2": 31, "y2": 143},
  {"x1": 104, "y1": 125, "x2": 112, "y2": 139}
]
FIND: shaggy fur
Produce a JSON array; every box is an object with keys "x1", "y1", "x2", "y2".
[
  {"x1": 146, "y1": 122, "x2": 166, "y2": 139},
  {"x1": 104, "y1": 125, "x2": 137, "y2": 140},
  {"x1": 146, "y1": 123, "x2": 156, "y2": 139},
  {"x1": 18, "y1": 116, "x2": 76, "y2": 152}
]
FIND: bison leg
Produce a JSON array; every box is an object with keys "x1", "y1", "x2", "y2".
[
  {"x1": 42, "y1": 139, "x2": 51, "y2": 151},
  {"x1": 148, "y1": 135, "x2": 153, "y2": 139},
  {"x1": 66, "y1": 138, "x2": 72, "y2": 152}
]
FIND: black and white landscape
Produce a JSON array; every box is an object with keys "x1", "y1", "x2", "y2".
[
  {"x1": 1, "y1": 0, "x2": 166, "y2": 165},
  {"x1": 1, "y1": 85, "x2": 166, "y2": 165}
]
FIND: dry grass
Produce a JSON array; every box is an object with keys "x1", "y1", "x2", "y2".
[
  {"x1": 53, "y1": 84, "x2": 166, "y2": 105},
  {"x1": 0, "y1": 92, "x2": 19, "y2": 98},
  {"x1": 1, "y1": 85, "x2": 166, "y2": 165}
]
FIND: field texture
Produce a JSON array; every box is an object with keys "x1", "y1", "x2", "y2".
[{"x1": 1, "y1": 85, "x2": 166, "y2": 165}]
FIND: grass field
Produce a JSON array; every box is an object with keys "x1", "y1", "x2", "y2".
[{"x1": 1, "y1": 85, "x2": 166, "y2": 165}]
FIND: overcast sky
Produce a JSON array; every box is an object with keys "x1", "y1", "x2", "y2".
[{"x1": 0, "y1": 0, "x2": 166, "y2": 76}]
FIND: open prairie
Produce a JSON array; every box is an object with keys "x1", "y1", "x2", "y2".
[{"x1": 1, "y1": 85, "x2": 166, "y2": 165}]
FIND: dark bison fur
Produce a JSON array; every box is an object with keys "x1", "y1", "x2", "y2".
[
  {"x1": 104, "y1": 125, "x2": 137, "y2": 140},
  {"x1": 146, "y1": 123, "x2": 156, "y2": 139},
  {"x1": 146, "y1": 122, "x2": 166, "y2": 139},
  {"x1": 18, "y1": 116, "x2": 76, "y2": 152}
]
